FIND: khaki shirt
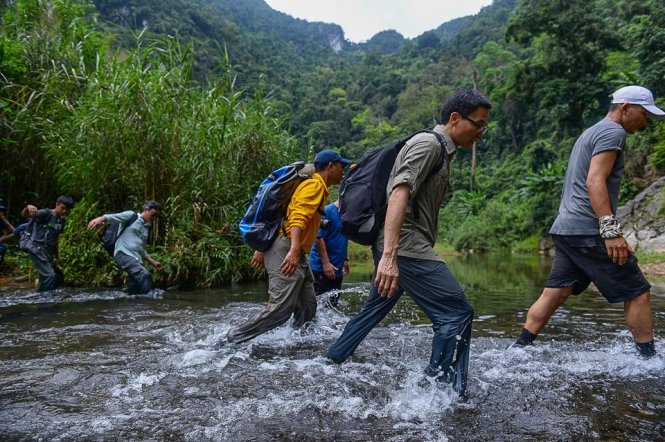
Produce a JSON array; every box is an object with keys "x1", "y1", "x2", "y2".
[{"x1": 376, "y1": 125, "x2": 457, "y2": 261}]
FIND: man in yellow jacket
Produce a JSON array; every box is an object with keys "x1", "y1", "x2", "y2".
[{"x1": 228, "y1": 150, "x2": 351, "y2": 343}]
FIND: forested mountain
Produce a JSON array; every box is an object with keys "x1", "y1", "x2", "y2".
[
  {"x1": 92, "y1": 0, "x2": 348, "y2": 83},
  {"x1": 2, "y1": 0, "x2": 664, "y2": 287}
]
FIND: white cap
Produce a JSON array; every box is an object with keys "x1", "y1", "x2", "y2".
[{"x1": 611, "y1": 85, "x2": 665, "y2": 120}]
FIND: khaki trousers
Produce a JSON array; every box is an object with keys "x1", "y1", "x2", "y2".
[{"x1": 228, "y1": 236, "x2": 317, "y2": 343}]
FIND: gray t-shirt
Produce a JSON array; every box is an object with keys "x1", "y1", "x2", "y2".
[
  {"x1": 549, "y1": 119, "x2": 626, "y2": 235},
  {"x1": 376, "y1": 126, "x2": 457, "y2": 261}
]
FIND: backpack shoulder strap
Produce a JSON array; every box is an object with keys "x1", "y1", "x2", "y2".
[
  {"x1": 426, "y1": 130, "x2": 449, "y2": 179},
  {"x1": 398, "y1": 129, "x2": 448, "y2": 178},
  {"x1": 411, "y1": 130, "x2": 449, "y2": 219},
  {"x1": 117, "y1": 212, "x2": 138, "y2": 240}
]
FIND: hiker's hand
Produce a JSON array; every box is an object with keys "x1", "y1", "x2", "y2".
[
  {"x1": 323, "y1": 261, "x2": 337, "y2": 279},
  {"x1": 280, "y1": 248, "x2": 300, "y2": 277},
  {"x1": 605, "y1": 237, "x2": 633, "y2": 265},
  {"x1": 146, "y1": 257, "x2": 162, "y2": 271},
  {"x1": 375, "y1": 255, "x2": 399, "y2": 298},
  {"x1": 87, "y1": 216, "x2": 105, "y2": 230},
  {"x1": 251, "y1": 251, "x2": 264, "y2": 271}
]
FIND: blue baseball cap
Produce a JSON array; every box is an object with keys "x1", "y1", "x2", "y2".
[{"x1": 314, "y1": 149, "x2": 352, "y2": 169}]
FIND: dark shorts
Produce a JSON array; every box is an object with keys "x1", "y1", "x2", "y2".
[{"x1": 546, "y1": 235, "x2": 650, "y2": 303}]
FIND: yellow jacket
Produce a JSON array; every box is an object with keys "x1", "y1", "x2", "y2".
[{"x1": 283, "y1": 172, "x2": 328, "y2": 251}]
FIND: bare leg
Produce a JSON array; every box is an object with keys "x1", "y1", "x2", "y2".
[
  {"x1": 523, "y1": 286, "x2": 574, "y2": 335},
  {"x1": 624, "y1": 291, "x2": 653, "y2": 343}
]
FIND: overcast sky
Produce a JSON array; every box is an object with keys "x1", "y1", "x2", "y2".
[{"x1": 264, "y1": 0, "x2": 494, "y2": 42}]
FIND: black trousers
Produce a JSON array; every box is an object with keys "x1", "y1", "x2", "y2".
[{"x1": 328, "y1": 249, "x2": 474, "y2": 394}]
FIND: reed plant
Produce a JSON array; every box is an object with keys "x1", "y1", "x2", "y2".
[
  {"x1": 2, "y1": 1, "x2": 300, "y2": 286},
  {"x1": 47, "y1": 35, "x2": 297, "y2": 287}
]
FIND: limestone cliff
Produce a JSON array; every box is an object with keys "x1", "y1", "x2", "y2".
[{"x1": 618, "y1": 176, "x2": 665, "y2": 252}]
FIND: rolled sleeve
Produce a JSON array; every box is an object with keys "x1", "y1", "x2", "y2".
[
  {"x1": 104, "y1": 210, "x2": 136, "y2": 225},
  {"x1": 591, "y1": 126, "x2": 625, "y2": 156}
]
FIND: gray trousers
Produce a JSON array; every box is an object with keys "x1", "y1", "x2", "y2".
[
  {"x1": 228, "y1": 236, "x2": 317, "y2": 344},
  {"x1": 114, "y1": 251, "x2": 151, "y2": 295},
  {"x1": 29, "y1": 252, "x2": 63, "y2": 292},
  {"x1": 328, "y1": 249, "x2": 474, "y2": 394}
]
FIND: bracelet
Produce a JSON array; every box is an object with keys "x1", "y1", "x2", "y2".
[{"x1": 599, "y1": 214, "x2": 623, "y2": 239}]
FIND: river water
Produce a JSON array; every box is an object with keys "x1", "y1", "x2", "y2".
[{"x1": 1, "y1": 254, "x2": 664, "y2": 441}]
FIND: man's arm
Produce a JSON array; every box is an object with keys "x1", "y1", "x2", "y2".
[
  {"x1": 0, "y1": 214, "x2": 15, "y2": 232},
  {"x1": 144, "y1": 254, "x2": 163, "y2": 271},
  {"x1": 87, "y1": 215, "x2": 107, "y2": 230},
  {"x1": 87, "y1": 210, "x2": 134, "y2": 230},
  {"x1": 316, "y1": 237, "x2": 337, "y2": 279},
  {"x1": 587, "y1": 150, "x2": 632, "y2": 265},
  {"x1": 375, "y1": 184, "x2": 410, "y2": 297},
  {"x1": 251, "y1": 250, "x2": 265, "y2": 271},
  {"x1": 281, "y1": 226, "x2": 303, "y2": 277}
]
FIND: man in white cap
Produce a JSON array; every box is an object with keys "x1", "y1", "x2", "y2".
[{"x1": 514, "y1": 85, "x2": 664, "y2": 357}]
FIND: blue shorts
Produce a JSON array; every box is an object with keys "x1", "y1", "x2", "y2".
[{"x1": 546, "y1": 235, "x2": 650, "y2": 303}]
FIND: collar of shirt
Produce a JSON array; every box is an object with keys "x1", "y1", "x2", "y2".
[
  {"x1": 137, "y1": 214, "x2": 149, "y2": 226},
  {"x1": 433, "y1": 124, "x2": 458, "y2": 158},
  {"x1": 311, "y1": 172, "x2": 329, "y2": 199}
]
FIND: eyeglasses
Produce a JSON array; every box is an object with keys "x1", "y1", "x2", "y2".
[{"x1": 460, "y1": 114, "x2": 488, "y2": 136}]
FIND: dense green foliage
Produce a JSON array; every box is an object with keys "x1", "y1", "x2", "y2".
[
  {"x1": 1, "y1": 0, "x2": 294, "y2": 287},
  {"x1": 2, "y1": 0, "x2": 664, "y2": 287}
]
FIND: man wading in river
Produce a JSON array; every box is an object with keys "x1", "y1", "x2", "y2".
[
  {"x1": 88, "y1": 201, "x2": 163, "y2": 295},
  {"x1": 328, "y1": 90, "x2": 492, "y2": 396},
  {"x1": 514, "y1": 86, "x2": 665, "y2": 358},
  {"x1": 227, "y1": 150, "x2": 350, "y2": 344}
]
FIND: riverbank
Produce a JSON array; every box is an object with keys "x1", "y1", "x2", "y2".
[
  {"x1": 641, "y1": 262, "x2": 665, "y2": 278},
  {"x1": 2, "y1": 255, "x2": 665, "y2": 292}
]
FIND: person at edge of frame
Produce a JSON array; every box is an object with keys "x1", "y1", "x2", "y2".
[{"x1": 514, "y1": 85, "x2": 665, "y2": 359}]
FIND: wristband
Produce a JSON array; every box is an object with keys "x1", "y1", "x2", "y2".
[{"x1": 599, "y1": 214, "x2": 623, "y2": 239}]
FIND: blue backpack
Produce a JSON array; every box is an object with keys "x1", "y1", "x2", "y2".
[
  {"x1": 239, "y1": 161, "x2": 313, "y2": 252},
  {"x1": 339, "y1": 130, "x2": 447, "y2": 246}
]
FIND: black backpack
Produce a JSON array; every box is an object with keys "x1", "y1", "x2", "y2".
[
  {"x1": 238, "y1": 161, "x2": 314, "y2": 252},
  {"x1": 339, "y1": 130, "x2": 447, "y2": 246},
  {"x1": 102, "y1": 213, "x2": 138, "y2": 256},
  {"x1": 18, "y1": 218, "x2": 38, "y2": 254}
]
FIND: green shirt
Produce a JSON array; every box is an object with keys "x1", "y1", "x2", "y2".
[{"x1": 376, "y1": 125, "x2": 457, "y2": 261}]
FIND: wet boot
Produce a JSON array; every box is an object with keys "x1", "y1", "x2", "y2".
[
  {"x1": 636, "y1": 340, "x2": 656, "y2": 358},
  {"x1": 512, "y1": 328, "x2": 537, "y2": 348},
  {"x1": 425, "y1": 318, "x2": 472, "y2": 395}
]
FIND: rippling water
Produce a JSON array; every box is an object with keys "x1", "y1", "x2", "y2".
[{"x1": 1, "y1": 254, "x2": 664, "y2": 440}]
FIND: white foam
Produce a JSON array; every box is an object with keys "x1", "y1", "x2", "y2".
[{"x1": 178, "y1": 349, "x2": 217, "y2": 368}]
